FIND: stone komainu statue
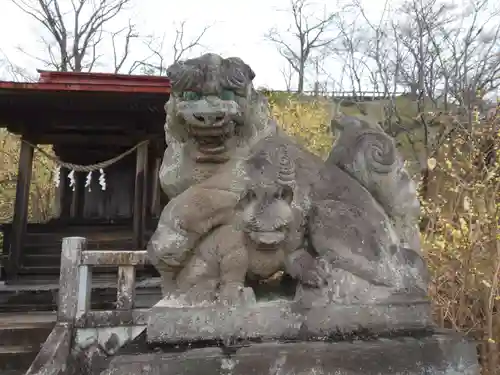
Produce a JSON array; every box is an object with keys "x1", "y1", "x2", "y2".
[
  {"x1": 147, "y1": 53, "x2": 428, "y2": 310},
  {"x1": 123, "y1": 54, "x2": 478, "y2": 375},
  {"x1": 33, "y1": 54, "x2": 478, "y2": 375}
]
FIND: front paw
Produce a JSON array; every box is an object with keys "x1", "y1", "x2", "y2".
[
  {"x1": 299, "y1": 262, "x2": 328, "y2": 288},
  {"x1": 182, "y1": 281, "x2": 218, "y2": 305},
  {"x1": 217, "y1": 283, "x2": 254, "y2": 306},
  {"x1": 287, "y1": 250, "x2": 328, "y2": 288}
]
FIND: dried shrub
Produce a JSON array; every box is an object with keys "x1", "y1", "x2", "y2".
[
  {"x1": 0, "y1": 129, "x2": 57, "y2": 226},
  {"x1": 422, "y1": 117, "x2": 499, "y2": 374}
]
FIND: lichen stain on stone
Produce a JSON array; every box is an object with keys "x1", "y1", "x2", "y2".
[
  {"x1": 221, "y1": 357, "x2": 238, "y2": 374},
  {"x1": 269, "y1": 354, "x2": 287, "y2": 374}
]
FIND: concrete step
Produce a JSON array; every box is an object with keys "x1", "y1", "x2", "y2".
[
  {"x1": 0, "y1": 312, "x2": 55, "y2": 347},
  {"x1": 0, "y1": 291, "x2": 161, "y2": 313},
  {"x1": 0, "y1": 279, "x2": 162, "y2": 312},
  {"x1": 0, "y1": 345, "x2": 40, "y2": 372},
  {"x1": 0, "y1": 312, "x2": 56, "y2": 373}
]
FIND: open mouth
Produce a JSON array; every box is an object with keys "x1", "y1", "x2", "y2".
[
  {"x1": 189, "y1": 121, "x2": 234, "y2": 163},
  {"x1": 191, "y1": 124, "x2": 229, "y2": 137},
  {"x1": 193, "y1": 115, "x2": 226, "y2": 123}
]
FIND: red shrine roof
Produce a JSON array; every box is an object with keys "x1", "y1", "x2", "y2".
[
  {"x1": 0, "y1": 70, "x2": 172, "y2": 138},
  {"x1": 0, "y1": 70, "x2": 171, "y2": 93}
]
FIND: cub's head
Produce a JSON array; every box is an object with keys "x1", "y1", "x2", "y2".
[{"x1": 240, "y1": 145, "x2": 296, "y2": 250}]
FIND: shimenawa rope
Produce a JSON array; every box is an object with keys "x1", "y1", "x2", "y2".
[{"x1": 21, "y1": 139, "x2": 149, "y2": 173}]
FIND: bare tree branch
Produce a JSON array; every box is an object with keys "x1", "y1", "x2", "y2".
[
  {"x1": 110, "y1": 20, "x2": 138, "y2": 73},
  {"x1": 10, "y1": 0, "x2": 136, "y2": 73},
  {"x1": 264, "y1": 0, "x2": 342, "y2": 93},
  {"x1": 280, "y1": 64, "x2": 294, "y2": 91},
  {"x1": 172, "y1": 20, "x2": 211, "y2": 63},
  {"x1": 133, "y1": 20, "x2": 212, "y2": 76},
  {"x1": 0, "y1": 49, "x2": 36, "y2": 81}
]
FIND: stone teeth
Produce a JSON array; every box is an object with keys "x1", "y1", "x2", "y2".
[{"x1": 198, "y1": 145, "x2": 227, "y2": 155}]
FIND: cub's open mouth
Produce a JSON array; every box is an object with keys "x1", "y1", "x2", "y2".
[
  {"x1": 248, "y1": 231, "x2": 286, "y2": 250},
  {"x1": 193, "y1": 115, "x2": 225, "y2": 123}
]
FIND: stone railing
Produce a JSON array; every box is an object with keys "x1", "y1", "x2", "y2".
[{"x1": 25, "y1": 237, "x2": 150, "y2": 375}]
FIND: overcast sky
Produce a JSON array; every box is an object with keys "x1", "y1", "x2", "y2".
[{"x1": 0, "y1": 0, "x2": 388, "y2": 90}]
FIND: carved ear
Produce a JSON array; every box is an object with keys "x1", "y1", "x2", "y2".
[
  {"x1": 166, "y1": 60, "x2": 204, "y2": 92},
  {"x1": 225, "y1": 57, "x2": 255, "y2": 81},
  {"x1": 330, "y1": 117, "x2": 344, "y2": 133},
  {"x1": 332, "y1": 115, "x2": 364, "y2": 134}
]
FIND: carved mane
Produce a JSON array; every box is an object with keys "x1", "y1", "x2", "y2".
[{"x1": 166, "y1": 53, "x2": 255, "y2": 95}]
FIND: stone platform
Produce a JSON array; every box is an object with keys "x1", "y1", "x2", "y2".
[
  {"x1": 147, "y1": 299, "x2": 435, "y2": 343},
  {"x1": 101, "y1": 331, "x2": 479, "y2": 375}
]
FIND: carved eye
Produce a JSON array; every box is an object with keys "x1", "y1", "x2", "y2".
[
  {"x1": 181, "y1": 91, "x2": 202, "y2": 101},
  {"x1": 220, "y1": 89, "x2": 235, "y2": 101},
  {"x1": 246, "y1": 190, "x2": 257, "y2": 200}
]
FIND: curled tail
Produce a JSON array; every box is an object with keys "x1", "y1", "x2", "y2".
[{"x1": 327, "y1": 113, "x2": 421, "y2": 252}]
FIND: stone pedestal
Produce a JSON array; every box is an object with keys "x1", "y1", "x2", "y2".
[
  {"x1": 146, "y1": 299, "x2": 434, "y2": 342},
  {"x1": 93, "y1": 300, "x2": 479, "y2": 374},
  {"x1": 101, "y1": 331, "x2": 479, "y2": 375}
]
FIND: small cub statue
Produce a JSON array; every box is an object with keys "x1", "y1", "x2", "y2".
[{"x1": 175, "y1": 145, "x2": 325, "y2": 305}]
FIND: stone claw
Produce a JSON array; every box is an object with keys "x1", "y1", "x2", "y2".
[
  {"x1": 184, "y1": 286, "x2": 217, "y2": 305},
  {"x1": 288, "y1": 250, "x2": 329, "y2": 289},
  {"x1": 300, "y1": 260, "x2": 329, "y2": 288},
  {"x1": 217, "y1": 283, "x2": 255, "y2": 306}
]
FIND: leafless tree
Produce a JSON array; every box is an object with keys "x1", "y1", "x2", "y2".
[
  {"x1": 0, "y1": 50, "x2": 36, "y2": 81},
  {"x1": 333, "y1": 15, "x2": 375, "y2": 97},
  {"x1": 332, "y1": 0, "x2": 500, "y2": 198},
  {"x1": 393, "y1": 0, "x2": 457, "y2": 106},
  {"x1": 392, "y1": 0, "x2": 500, "y2": 109},
  {"x1": 110, "y1": 20, "x2": 138, "y2": 73},
  {"x1": 280, "y1": 64, "x2": 294, "y2": 92},
  {"x1": 335, "y1": 0, "x2": 500, "y2": 126},
  {"x1": 10, "y1": 0, "x2": 137, "y2": 73},
  {"x1": 132, "y1": 20, "x2": 211, "y2": 75},
  {"x1": 264, "y1": 0, "x2": 341, "y2": 93},
  {"x1": 333, "y1": 1, "x2": 406, "y2": 123},
  {"x1": 436, "y1": 0, "x2": 500, "y2": 109}
]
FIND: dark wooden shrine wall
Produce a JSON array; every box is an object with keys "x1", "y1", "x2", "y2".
[
  {"x1": 58, "y1": 149, "x2": 165, "y2": 222},
  {"x1": 82, "y1": 159, "x2": 136, "y2": 219}
]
